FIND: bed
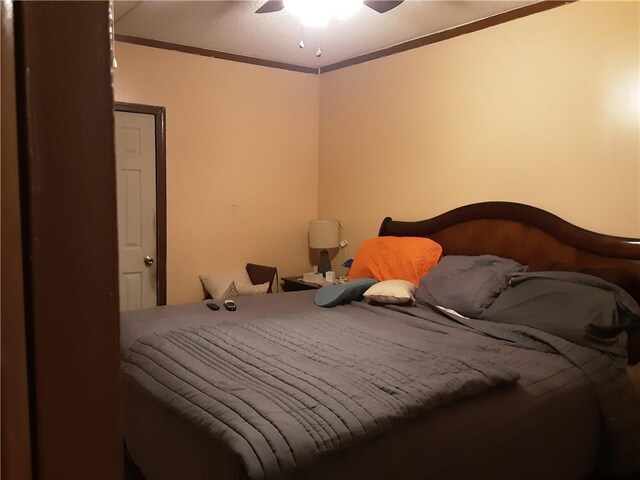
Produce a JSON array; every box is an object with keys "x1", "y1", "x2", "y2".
[{"x1": 121, "y1": 202, "x2": 640, "y2": 480}]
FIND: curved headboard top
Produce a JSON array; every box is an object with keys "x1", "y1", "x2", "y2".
[
  {"x1": 379, "y1": 202, "x2": 640, "y2": 260},
  {"x1": 379, "y1": 202, "x2": 640, "y2": 363}
]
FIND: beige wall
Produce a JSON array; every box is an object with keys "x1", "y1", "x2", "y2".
[
  {"x1": 114, "y1": 42, "x2": 319, "y2": 303},
  {"x1": 319, "y1": 1, "x2": 640, "y2": 275},
  {"x1": 115, "y1": 1, "x2": 639, "y2": 301}
]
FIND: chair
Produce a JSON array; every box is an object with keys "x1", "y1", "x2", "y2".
[{"x1": 245, "y1": 263, "x2": 278, "y2": 293}]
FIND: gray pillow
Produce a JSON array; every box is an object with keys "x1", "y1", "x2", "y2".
[
  {"x1": 482, "y1": 272, "x2": 640, "y2": 355},
  {"x1": 415, "y1": 255, "x2": 527, "y2": 318},
  {"x1": 315, "y1": 278, "x2": 377, "y2": 308},
  {"x1": 510, "y1": 270, "x2": 640, "y2": 318}
]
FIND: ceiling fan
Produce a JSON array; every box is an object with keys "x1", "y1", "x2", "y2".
[{"x1": 256, "y1": 1, "x2": 404, "y2": 16}]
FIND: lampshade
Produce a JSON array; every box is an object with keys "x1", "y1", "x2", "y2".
[{"x1": 309, "y1": 220, "x2": 340, "y2": 249}]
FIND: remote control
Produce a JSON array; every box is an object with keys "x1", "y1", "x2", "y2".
[
  {"x1": 224, "y1": 300, "x2": 236, "y2": 311},
  {"x1": 206, "y1": 302, "x2": 220, "y2": 311}
]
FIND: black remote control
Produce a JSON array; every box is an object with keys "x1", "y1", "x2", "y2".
[{"x1": 206, "y1": 302, "x2": 220, "y2": 311}]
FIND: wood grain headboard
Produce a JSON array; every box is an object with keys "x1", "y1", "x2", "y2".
[{"x1": 378, "y1": 202, "x2": 640, "y2": 363}]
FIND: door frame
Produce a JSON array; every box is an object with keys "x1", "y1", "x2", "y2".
[
  {"x1": 114, "y1": 102, "x2": 167, "y2": 306},
  {"x1": 2, "y1": 0, "x2": 33, "y2": 477},
  {"x1": 10, "y1": 2, "x2": 123, "y2": 478}
]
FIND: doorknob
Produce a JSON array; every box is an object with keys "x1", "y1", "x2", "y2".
[{"x1": 144, "y1": 255, "x2": 155, "y2": 267}]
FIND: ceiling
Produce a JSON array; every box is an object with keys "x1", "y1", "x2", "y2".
[{"x1": 115, "y1": 1, "x2": 540, "y2": 69}]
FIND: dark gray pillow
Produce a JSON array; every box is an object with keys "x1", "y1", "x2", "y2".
[
  {"x1": 415, "y1": 255, "x2": 527, "y2": 318},
  {"x1": 509, "y1": 270, "x2": 640, "y2": 318},
  {"x1": 482, "y1": 273, "x2": 640, "y2": 355}
]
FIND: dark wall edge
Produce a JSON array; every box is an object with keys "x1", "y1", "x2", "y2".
[
  {"x1": 115, "y1": 34, "x2": 319, "y2": 74},
  {"x1": 321, "y1": 1, "x2": 575, "y2": 73}
]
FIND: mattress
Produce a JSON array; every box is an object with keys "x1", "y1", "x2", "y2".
[{"x1": 121, "y1": 291, "x2": 617, "y2": 479}]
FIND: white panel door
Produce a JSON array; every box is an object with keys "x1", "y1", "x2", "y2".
[{"x1": 115, "y1": 111, "x2": 157, "y2": 311}]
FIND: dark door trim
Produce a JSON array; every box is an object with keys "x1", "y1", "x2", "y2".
[
  {"x1": 1, "y1": 1, "x2": 33, "y2": 477},
  {"x1": 13, "y1": 2, "x2": 122, "y2": 478},
  {"x1": 114, "y1": 102, "x2": 167, "y2": 306}
]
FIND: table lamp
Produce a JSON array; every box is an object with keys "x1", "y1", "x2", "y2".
[{"x1": 309, "y1": 220, "x2": 340, "y2": 275}]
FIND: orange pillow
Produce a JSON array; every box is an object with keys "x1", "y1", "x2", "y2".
[{"x1": 348, "y1": 237, "x2": 442, "y2": 286}]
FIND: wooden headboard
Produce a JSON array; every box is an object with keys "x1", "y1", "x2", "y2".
[{"x1": 378, "y1": 202, "x2": 640, "y2": 364}]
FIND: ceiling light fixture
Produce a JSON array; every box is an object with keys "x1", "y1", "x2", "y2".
[{"x1": 284, "y1": 0, "x2": 363, "y2": 28}]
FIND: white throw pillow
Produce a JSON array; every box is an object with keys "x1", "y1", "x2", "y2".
[
  {"x1": 236, "y1": 280, "x2": 269, "y2": 296},
  {"x1": 223, "y1": 280, "x2": 269, "y2": 299},
  {"x1": 200, "y1": 276, "x2": 270, "y2": 300},
  {"x1": 199, "y1": 275, "x2": 218, "y2": 299},
  {"x1": 363, "y1": 279, "x2": 416, "y2": 305}
]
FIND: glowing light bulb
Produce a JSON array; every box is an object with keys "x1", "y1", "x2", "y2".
[
  {"x1": 331, "y1": 0, "x2": 362, "y2": 20},
  {"x1": 284, "y1": 0, "x2": 329, "y2": 28},
  {"x1": 301, "y1": 10, "x2": 330, "y2": 28},
  {"x1": 284, "y1": 0, "x2": 362, "y2": 28}
]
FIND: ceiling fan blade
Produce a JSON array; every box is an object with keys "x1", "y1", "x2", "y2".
[
  {"x1": 255, "y1": 0, "x2": 285, "y2": 14},
  {"x1": 364, "y1": 1, "x2": 404, "y2": 14}
]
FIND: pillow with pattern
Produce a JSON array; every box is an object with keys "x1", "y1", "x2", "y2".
[
  {"x1": 199, "y1": 275, "x2": 269, "y2": 300},
  {"x1": 223, "y1": 280, "x2": 269, "y2": 299}
]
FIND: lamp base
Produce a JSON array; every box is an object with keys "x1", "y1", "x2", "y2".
[{"x1": 318, "y1": 249, "x2": 331, "y2": 276}]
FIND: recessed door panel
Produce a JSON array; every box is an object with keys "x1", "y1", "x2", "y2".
[
  {"x1": 121, "y1": 272, "x2": 143, "y2": 311},
  {"x1": 123, "y1": 169, "x2": 142, "y2": 247}
]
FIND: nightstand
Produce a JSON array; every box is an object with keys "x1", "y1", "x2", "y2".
[{"x1": 281, "y1": 276, "x2": 323, "y2": 292}]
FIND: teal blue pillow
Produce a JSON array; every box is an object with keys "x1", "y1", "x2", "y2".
[{"x1": 315, "y1": 278, "x2": 377, "y2": 307}]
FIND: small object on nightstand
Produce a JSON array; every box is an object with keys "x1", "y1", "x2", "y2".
[
  {"x1": 206, "y1": 302, "x2": 220, "y2": 311},
  {"x1": 224, "y1": 299, "x2": 236, "y2": 311},
  {"x1": 303, "y1": 272, "x2": 324, "y2": 283},
  {"x1": 282, "y1": 276, "x2": 323, "y2": 292}
]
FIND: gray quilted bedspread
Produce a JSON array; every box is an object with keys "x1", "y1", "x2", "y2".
[{"x1": 122, "y1": 308, "x2": 521, "y2": 479}]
